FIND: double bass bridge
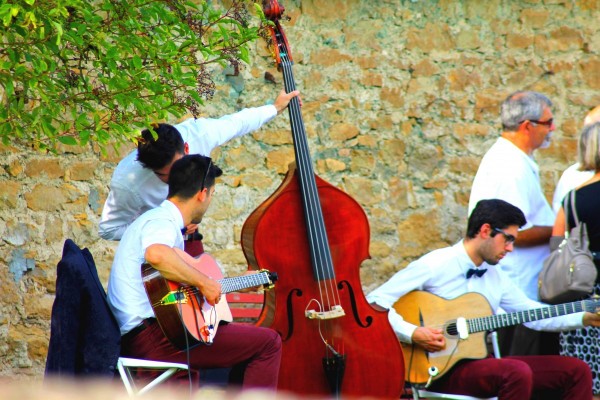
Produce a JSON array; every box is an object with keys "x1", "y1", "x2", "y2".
[{"x1": 305, "y1": 305, "x2": 345, "y2": 320}]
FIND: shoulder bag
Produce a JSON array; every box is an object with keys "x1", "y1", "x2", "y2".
[{"x1": 539, "y1": 189, "x2": 597, "y2": 304}]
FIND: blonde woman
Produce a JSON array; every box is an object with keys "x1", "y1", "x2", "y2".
[{"x1": 553, "y1": 121, "x2": 600, "y2": 398}]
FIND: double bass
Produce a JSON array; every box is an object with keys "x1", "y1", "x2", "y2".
[{"x1": 241, "y1": 1, "x2": 405, "y2": 397}]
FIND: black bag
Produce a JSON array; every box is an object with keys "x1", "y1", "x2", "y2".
[{"x1": 539, "y1": 189, "x2": 597, "y2": 304}]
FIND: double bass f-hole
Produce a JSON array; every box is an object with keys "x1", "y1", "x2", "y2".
[{"x1": 337, "y1": 280, "x2": 373, "y2": 328}]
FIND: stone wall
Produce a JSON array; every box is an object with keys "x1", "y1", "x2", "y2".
[{"x1": 2, "y1": 0, "x2": 600, "y2": 380}]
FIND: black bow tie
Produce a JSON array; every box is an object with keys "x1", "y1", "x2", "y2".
[{"x1": 466, "y1": 268, "x2": 487, "y2": 279}]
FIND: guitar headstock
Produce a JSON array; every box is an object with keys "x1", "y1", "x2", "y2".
[
  {"x1": 260, "y1": 269, "x2": 278, "y2": 290},
  {"x1": 584, "y1": 295, "x2": 600, "y2": 313}
]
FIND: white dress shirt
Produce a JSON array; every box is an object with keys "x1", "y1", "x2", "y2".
[
  {"x1": 99, "y1": 105, "x2": 278, "y2": 240},
  {"x1": 366, "y1": 241, "x2": 585, "y2": 343},
  {"x1": 107, "y1": 200, "x2": 185, "y2": 334},
  {"x1": 468, "y1": 137, "x2": 556, "y2": 300}
]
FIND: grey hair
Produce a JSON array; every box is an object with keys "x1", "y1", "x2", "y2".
[
  {"x1": 500, "y1": 91, "x2": 553, "y2": 131},
  {"x1": 578, "y1": 122, "x2": 600, "y2": 172}
]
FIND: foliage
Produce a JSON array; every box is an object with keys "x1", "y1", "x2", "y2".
[{"x1": 0, "y1": 0, "x2": 265, "y2": 152}]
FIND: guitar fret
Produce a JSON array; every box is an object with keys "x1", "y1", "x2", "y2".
[
  {"x1": 220, "y1": 272, "x2": 268, "y2": 293},
  {"x1": 467, "y1": 299, "x2": 595, "y2": 336}
]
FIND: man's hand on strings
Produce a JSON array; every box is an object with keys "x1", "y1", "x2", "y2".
[
  {"x1": 412, "y1": 327, "x2": 446, "y2": 352},
  {"x1": 274, "y1": 89, "x2": 300, "y2": 114}
]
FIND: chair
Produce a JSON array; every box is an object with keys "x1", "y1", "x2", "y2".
[
  {"x1": 226, "y1": 292, "x2": 265, "y2": 322},
  {"x1": 45, "y1": 239, "x2": 188, "y2": 396},
  {"x1": 117, "y1": 357, "x2": 189, "y2": 396},
  {"x1": 410, "y1": 331, "x2": 501, "y2": 400}
]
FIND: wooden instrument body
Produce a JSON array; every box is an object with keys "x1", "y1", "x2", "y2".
[
  {"x1": 142, "y1": 248, "x2": 275, "y2": 349},
  {"x1": 242, "y1": 164, "x2": 404, "y2": 398},
  {"x1": 395, "y1": 290, "x2": 600, "y2": 384},
  {"x1": 394, "y1": 291, "x2": 490, "y2": 384}
]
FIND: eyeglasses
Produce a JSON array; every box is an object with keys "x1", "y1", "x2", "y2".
[
  {"x1": 201, "y1": 158, "x2": 212, "y2": 191},
  {"x1": 492, "y1": 227, "x2": 516, "y2": 245},
  {"x1": 520, "y1": 118, "x2": 553, "y2": 127}
]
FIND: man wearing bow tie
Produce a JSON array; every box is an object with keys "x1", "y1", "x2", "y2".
[{"x1": 367, "y1": 199, "x2": 600, "y2": 399}]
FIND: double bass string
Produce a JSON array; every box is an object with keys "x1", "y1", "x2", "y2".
[
  {"x1": 279, "y1": 52, "x2": 342, "y2": 314},
  {"x1": 280, "y1": 56, "x2": 344, "y2": 358}
]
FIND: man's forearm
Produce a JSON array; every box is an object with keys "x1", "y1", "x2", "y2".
[{"x1": 514, "y1": 225, "x2": 553, "y2": 247}]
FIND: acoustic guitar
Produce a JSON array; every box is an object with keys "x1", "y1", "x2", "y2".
[
  {"x1": 394, "y1": 290, "x2": 599, "y2": 384},
  {"x1": 142, "y1": 248, "x2": 277, "y2": 350}
]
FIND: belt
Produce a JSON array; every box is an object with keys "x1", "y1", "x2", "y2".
[{"x1": 122, "y1": 318, "x2": 157, "y2": 342}]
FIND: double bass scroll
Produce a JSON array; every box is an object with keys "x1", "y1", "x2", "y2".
[{"x1": 240, "y1": 1, "x2": 405, "y2": 398}]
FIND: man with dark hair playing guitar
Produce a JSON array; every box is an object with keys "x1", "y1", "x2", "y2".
[
  {"x1": 107, "y1": 154, "x2": 281, "y2": 390},
  {"x1": 367, "y1": 199, "x2": 600, "y2": 399}
]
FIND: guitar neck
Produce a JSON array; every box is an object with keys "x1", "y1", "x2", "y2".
[
  {"x1": 466, "y1": 299, "x2": 593, "y2": 334},
  {"x1": 218, "y1": 272, "x2": 271, "y2": 294}
]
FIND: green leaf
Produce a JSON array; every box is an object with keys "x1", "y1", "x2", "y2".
[
  {"x1": 58, "y1": 136, "x2": 78, "y2": 145},
  {"x1": 132, "y1": 55, "x2": 142, "y2": 69},
  {"x1": 52, "y1": 21, "x2": 63, "y2": 45}
]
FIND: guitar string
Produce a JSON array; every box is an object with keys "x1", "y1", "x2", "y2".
[{"x1": 180, "y1": 272, "x2": 268, "y2": 295}]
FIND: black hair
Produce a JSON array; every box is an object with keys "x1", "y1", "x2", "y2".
[
  {"x1": 466, "y1": 199, "x2": 526, "y2": 238},
  {"x1": 136, "y1": 123, "x2": 185, "y2": 170},
  {"x1": 167, "y1": 154, "x2": 223, "y2": 200}
]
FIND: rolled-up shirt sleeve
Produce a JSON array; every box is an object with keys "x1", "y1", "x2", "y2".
[{"x1": 366, "y1": 262, "x2": 433, "y2": 344}]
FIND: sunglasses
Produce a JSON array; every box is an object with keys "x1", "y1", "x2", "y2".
[
  {"x1": 492, "y1": 227, "x2": 516, "y2": 245},
  {"x1": 201, "y1": 158, "x2": 212, "y2": 191},
  {"x1": 520, "y1": 118, "x2": 553, "y2": 127}
]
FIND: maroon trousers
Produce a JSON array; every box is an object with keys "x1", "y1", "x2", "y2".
[
  {"x1": 121, "y1": 320, "x2": 282, "y2": 390},
  {"x1": 429, "y1": 355, "x2": 592, "y2": 400}
]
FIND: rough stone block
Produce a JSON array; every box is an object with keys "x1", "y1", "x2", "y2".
[
  {"x1": 0, "y1": 181, "x2": 20, "y2": 208},
  {"x1": 266, "y1": 148, "x2": 295, "y2": 174},
  {"x1": 579, "y1": 58, "x2": 600, "y2": 89},
  {"x1": 69, "y1": 160, "x2": 98, "y2": 181},
  {"x1": 519, "y1": 9, "x2": 550, "y2": 28},
  {"x1": 330, "y1": 122, "x2": 360, "y2": 141},
  {"x1": 24, "y1": 159, "x2": 64, "y2": 179}
]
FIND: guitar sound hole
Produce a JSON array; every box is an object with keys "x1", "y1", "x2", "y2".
[{"x1": 446, "y1": 322, "x2": 458, "y2": 336}]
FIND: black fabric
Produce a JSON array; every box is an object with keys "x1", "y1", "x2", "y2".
[
  {"x1": 565, "y1": 183, "x2": 600, "y2": 254},
  {"x1": 466, "y1": 268, "x2": 487, "y2": 279},
  {"x1": 45, "y1": 239, "x2": 121, "y2": 377},
  {"x1": 121, "y1": 318, "x2": 157, "y2": 342}
]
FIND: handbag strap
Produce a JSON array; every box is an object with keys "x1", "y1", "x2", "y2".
[
  {"x1": 562, "y1": 191, "x2": 570, "y2": 237},
  {"x1": 565, "y1": 189, "x2": 582, "y2": 238}
]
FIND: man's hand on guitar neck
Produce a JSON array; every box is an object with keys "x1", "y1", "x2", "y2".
[
  {"x1": 145, "y1": 244, "x2": 222, "y2": 306},
  {"x1": 236, "y1": 270, "x2": 265, "y2": 293},
  {"x1": 583, "y1": 311, "x2": 600, "y2": 327},
  {"x1": 412, "y1": 327, "x2": 446, "y2": 352}
]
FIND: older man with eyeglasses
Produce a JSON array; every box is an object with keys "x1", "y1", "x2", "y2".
[{"x1": 468, "y1": 91, "x2": 558, "y2": 357}]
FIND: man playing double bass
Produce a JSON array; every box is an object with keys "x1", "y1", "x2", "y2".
[
  {"x1": 99, "y1": 90, "x2": 299, "y2": 241},
  {"x1": 367, "y1": 199, "x2": 600, "y2": 399}
]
